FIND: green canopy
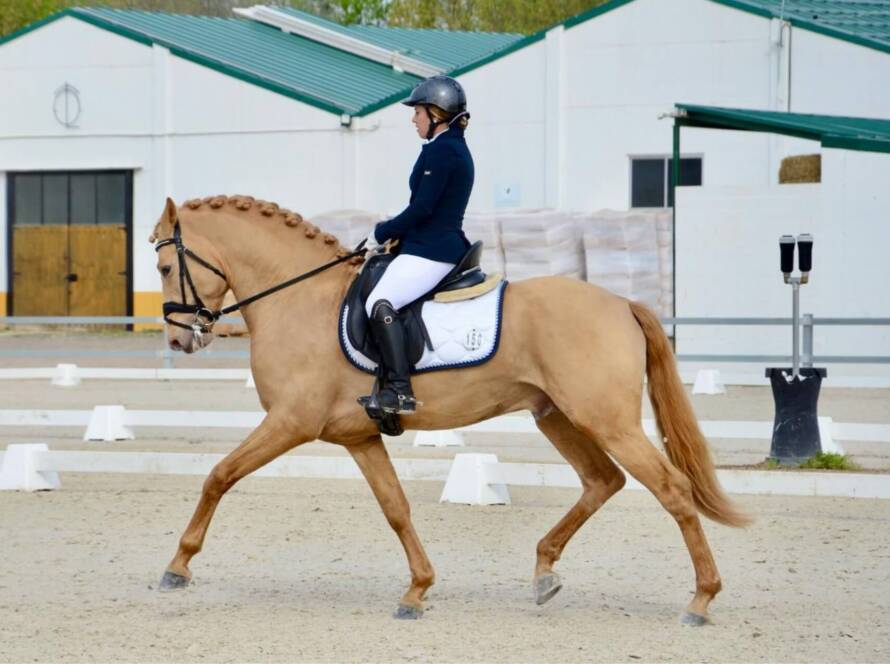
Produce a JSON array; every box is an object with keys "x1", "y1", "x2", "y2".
[{"x1": 675, "y1": 104, "x2": 890, "y2": 154}]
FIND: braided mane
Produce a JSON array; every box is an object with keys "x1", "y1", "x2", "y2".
[{"x1": 176, "y1": 195, "x2": 364, "y2": 265}]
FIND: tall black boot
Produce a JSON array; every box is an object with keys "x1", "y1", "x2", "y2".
[{"x1": 368, "y1": 300, "x2": 418, "y2": 414}]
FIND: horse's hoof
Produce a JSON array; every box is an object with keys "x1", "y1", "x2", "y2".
[
  {"x1": 534, "y1": 572, "x2": 563, "y2": 606},
  {"x1": 393, "y1": 604, "x2": 423, "y2": 620},
  {"x1": 680, "y1": 611, "x2": 708, "y2": 626},
  {"x1": 158, "y1": 571, "x2": 190, "y2": 592}
]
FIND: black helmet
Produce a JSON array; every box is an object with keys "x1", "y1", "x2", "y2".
[{"x1": 402, "y1": 75, "x2": 467, "y2": 115}]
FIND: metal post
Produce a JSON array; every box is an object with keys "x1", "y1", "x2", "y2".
[
  {"x1": 671, "y1": 121, "x2": 681, "y2": 323},
  {"x1": 802, "y1": 313, "x2": 814, "y2": 368},
  {"x1": 792, "y1": 280, "x2": 800, "y2": 378}
]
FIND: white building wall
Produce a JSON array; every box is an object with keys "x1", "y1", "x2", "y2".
[
  {"x1": 676, "y1": 146, "x2": 890, "y2": 359},
  {"x1": 559, "y1": 0, "x2": 778, "y2": 210},
  {"x1": 356, "y1": 38, "x2": 549, "y2": 215},
  {"x1": 790, "y1": 28, "x2": 890, "y2": 118}
]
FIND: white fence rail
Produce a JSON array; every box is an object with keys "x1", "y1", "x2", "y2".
[
  {"x1": 1, "y1": 445, "x2": 888, "y2": 500},
  {"x1": 1, "y1": 408, "x2": 889, "y2": 452}
]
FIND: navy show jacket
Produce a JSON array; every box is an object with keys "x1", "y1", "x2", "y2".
[{"x1": 373, "y1": 127, "x2": 474, "y2": 264}]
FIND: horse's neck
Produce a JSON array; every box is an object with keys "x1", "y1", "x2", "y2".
[{"x1": 207, "y1": 213, "x2": 352, "y2": 333}]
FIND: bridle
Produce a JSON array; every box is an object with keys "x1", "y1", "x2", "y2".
[{"x1": 154, "y1": 223, "x2": 366, "y2": 340}]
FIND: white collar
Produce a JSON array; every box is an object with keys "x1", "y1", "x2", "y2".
[{"x1": 426, "y1": 128, "x2": 449, "y2": 144}]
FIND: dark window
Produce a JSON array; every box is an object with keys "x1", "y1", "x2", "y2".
[
  {"x1": 667, "y1": 158, "x2": 703, "y2": 207},
  {"x1": 631, "y1": 159, "x2": 665, "y2": 208},
  {"x1": 97, "y1": 173, "x2": 126, "y2": 225},
  {"x1": 43, "y1": 174, "x2": 68, "y2": 225},
  {"x1": 13, "y1": 174, "x2": 42, "y2": 226},
  {"x1": 631, "y1": 156, "x2": 703, "y2": 208},
  {"x1": 10, "y1": 172, "x2": 129, "y2": 226},
  {"x1": 71, "y1": 174, "x2": 97, "y2": 224}
]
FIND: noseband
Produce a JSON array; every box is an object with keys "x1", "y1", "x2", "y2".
[{"x1": 154, "y1": 224, "x2": 366, "y2": 336}]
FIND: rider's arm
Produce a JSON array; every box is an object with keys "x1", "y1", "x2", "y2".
[{"x1": 374, "y1": 146, "x2": 458, "y2": 243}]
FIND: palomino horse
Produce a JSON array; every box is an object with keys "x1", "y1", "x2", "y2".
[{"x1": 151, "y1": 195, "x2": 748, "y2": 624}]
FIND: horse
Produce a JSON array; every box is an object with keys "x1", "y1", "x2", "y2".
[{"x1": 149, "y1": 195, "x2": 749, "y2": 624}]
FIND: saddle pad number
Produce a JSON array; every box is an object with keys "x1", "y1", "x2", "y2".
[{"x1": 464, "y1": 328, "x2": 485, "y2": 351}]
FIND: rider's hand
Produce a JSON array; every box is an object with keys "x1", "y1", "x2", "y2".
[{"x1": 365, "y1": 229, "x2": 382, "y2": 254}]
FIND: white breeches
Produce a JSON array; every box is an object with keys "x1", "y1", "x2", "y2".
[{"x1": 365, "y1": 254, "x2": 456, "y2": 317}]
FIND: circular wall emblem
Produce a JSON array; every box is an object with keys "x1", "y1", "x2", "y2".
[{"x1": 53, "y1": 83, "x2": 82, "y2": 128}]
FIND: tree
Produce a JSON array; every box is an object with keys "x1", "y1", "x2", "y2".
[{"x1": 385, "y1": 0, "x2": 609, "y2": 34}]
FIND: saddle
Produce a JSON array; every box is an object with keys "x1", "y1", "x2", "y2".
[
  {"x1": 344, "y1": 241, "x2": 491, "y2": 437},
  {"x1": 343, "y1": 241, "x2": 488, "y2": 367}
]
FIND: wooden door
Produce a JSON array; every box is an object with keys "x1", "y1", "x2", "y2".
[
  {"x1": 68, "y1": 226, "x2": 128, "y2": 316},
  {"x1": 11, "y1": 226, "x2": 69, "y2": 316}
]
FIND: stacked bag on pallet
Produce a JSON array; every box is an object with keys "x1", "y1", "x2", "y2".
[
  {"x1": 310, "y1": 209, "x2": 383, "y2": 249},
  {"x1": 579, "y1": 209, "x2": 673, "y2": 317},
  {"x1": 462, "y1": 210, "x2": 505, "y2": 275},
  {"x1": 498, "y1": 209, "x2": 586, "y2": 281}
]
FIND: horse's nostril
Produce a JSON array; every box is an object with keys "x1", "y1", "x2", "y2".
[{"x1": 170, "y1": 339, "x2": 182, "y2": 350}]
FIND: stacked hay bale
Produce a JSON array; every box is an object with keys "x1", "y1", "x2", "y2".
[
  {"x1": 498, "y1": 209, "x2": 586, "y2": 281},
  {"x1": 779, "y1": 154, "x2": 821, "y2": 184},
  {"x1": 310, "y1": 209, "x2": 382, "y2": 249},
  {"x1": 580, "y1": 210, "x2": 672, "y2": 316}
]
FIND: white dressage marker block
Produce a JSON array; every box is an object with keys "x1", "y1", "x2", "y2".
[
  {"x1": 83, "y1": 406, "x2": 134, "y2": 442},
  {"x1": 0, "y1": 444, "x2": 60, "y2": 491},
  {"x1": 51, "y1": 363, "x2": 81, "y2": 387},
  {"x1": 440, "y1": 453, "x2": 510, "y2": 505},
  {"x1": 414, "y1": 430, "x2": 465, "y2": 447},
  {"x1": 818, "y1": 417, "x2": 844, "y2": 455},
  {"x1": 693, "y1": 369, "x2": 726, "y2": 395}
]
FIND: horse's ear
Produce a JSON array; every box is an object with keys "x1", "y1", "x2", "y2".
[{"x1": 149, "y1": 197, "x2": 179, "y2": 243}]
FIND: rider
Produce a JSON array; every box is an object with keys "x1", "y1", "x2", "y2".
[{"x1": 362, "y1": 75, "x2": 475, "y2": 415}]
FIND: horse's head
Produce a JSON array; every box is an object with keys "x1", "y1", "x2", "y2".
[{"x1": 150, "y1": 197, "x2": 229, "y2": 353}]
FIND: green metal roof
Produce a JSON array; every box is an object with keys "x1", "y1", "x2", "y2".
[
  {"x1": 675, "y1": 104, "x2": 890, "y2": 154},
  {"x1": 273, "y1": 7, "x2": 525, "y2": 73},
  {"x1": 564, "y1": 0, "x2": 890, "y2": 55},
  {"x1": 0, "y1": 7, "x2": 523, "y2": 117}
]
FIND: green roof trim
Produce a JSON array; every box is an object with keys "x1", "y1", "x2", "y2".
[
  {"x1": 708, "y1": 0, "x2": 890, "y2": 56},
  {"x1": 675, "y1": 104, "x2": 890, "y2": 154},
  {"x1": 559, "y1": 0, "x2": 890, "y2": 56}
]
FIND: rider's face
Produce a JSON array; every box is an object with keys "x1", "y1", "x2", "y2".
[{"x1": 412, "y1": 105, "x2": 430, "y2": 138}]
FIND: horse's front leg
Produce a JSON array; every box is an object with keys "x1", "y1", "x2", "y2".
[
  {"x1": 348, "y1": 437, "x2": 435, "y2": 619},
  {"x1": 159, "y1": 412, "x2": 305, "y2": 590}
]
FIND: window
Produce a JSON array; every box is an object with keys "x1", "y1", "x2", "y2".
[
  {"x1": 11, "y1": 172, "x2": 129, "y2": 225},
  {"x1": 630, "y1": 156, "x2": 702, "y2": 208}
]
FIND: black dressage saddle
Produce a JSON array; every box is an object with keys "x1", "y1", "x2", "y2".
[
  {"x1": 345, "y1": 241, "x2": 486, "y2": 437},
  {"x1": 343, "y1": 241, "x2": 486, "y2": 367}
]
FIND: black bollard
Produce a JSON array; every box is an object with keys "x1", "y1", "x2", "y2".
[{"x1": 765, "y1": 367, "x2": 827, "y2": 465}]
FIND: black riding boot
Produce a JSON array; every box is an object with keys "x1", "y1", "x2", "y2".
[{"x1": 368, "y1": 300, "x2": 418, "y2": 414}]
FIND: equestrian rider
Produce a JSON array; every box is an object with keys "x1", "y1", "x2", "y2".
[{"x1": 362, "y1": 75, "x2": 475, "y2": 415}]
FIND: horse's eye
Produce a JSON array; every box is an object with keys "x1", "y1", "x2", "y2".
[{"x1": 160, "y1": 265, "x2": 172, "y2": 277}]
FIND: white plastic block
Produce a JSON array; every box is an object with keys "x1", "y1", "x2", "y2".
[
  {"x1": 692, "y1": 369, "x2": 726, "y2": 395},
  {"x1": 51, "y1": 363, "x2": 81, "y2": 387},
  {"x1": 413, "y1": 430, "x2": 465, "y2": 447},
  {"x1": 83, "y1": 405, "x2": 135, "y2": 442},
  {"x1": 245, "y1": 372, "x2": 256, "y2": 388},
  {"x1": 440, "y1": 453, "x2": 510, "y2": 505},
  {"x1": 818, "y1": 416, "x2": 844, "y2": 455},
  {"x1": 0, "y1": 444, "x2": 60, "y2": 491}
]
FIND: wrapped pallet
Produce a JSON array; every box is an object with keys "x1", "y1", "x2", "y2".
[
  {"x1": 310, "y1": 209, "x2": 382, "y2": 249},
  {"x1": 499, "y1": 209, "x2": 586, "y2": 281},
  {"x1": 462, "y1": 209, "x2": 505, "y2": 275},
  {"x1": 581, "y1": 210, "x2": 666, "y2": 315}
]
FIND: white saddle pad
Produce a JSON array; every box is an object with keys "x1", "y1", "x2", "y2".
[{"x1": 340, "y1": 281, "x2": 507, "y2": 374}]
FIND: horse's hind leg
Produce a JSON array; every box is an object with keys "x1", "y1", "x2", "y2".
[
  {"x1": 587, "y1": 425, "x2": 722, "y2": 624},
  {"x1": 347, "y1": 437, "x2": 435, "y2": 620},
  {"x1": 532, "y1": 410, "x2": 626, "y2": 606},
  {"x1": 160, "y1": 413, "x2": 303, "y2": 590}
]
